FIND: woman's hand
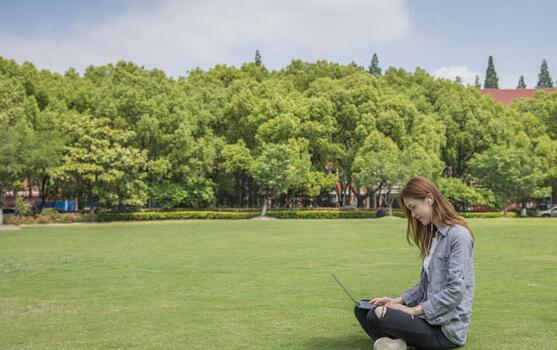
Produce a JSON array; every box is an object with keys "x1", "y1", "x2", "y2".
[
  {"x1": 369, "y1": 296, "x2": 403, "y2": 305},
  {"x1": 385, "y1": 303, "x2": 417, "y2": 318}
]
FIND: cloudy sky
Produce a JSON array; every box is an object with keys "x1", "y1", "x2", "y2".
[{"x1": 1, "y1": 0, "x2": 556, "y2": 88}]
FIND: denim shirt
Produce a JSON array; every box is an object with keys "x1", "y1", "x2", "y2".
[{"x1": 400, "y1": 224, "x2": 475, "y2": 346}]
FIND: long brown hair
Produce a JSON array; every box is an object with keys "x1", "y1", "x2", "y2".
[{"x1": 398, "y1": 176, "x2": 475, "y2": 259}]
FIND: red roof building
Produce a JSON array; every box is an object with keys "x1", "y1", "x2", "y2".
[{"x1": 480, "y1": 88, "x2": 556, "y2": 104}]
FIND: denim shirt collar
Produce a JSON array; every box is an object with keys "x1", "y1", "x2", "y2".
[{"x1": 436, "y1": 224, "x2": 451, "y2": 237}]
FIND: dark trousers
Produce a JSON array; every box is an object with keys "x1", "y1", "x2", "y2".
[{"x1": 354, "y1": 304, "x2": 461, "y2": 350}]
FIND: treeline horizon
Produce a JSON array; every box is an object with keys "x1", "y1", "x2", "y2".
[{"x1": 0, "y1": 55, "x2": 556, "y2": 214}]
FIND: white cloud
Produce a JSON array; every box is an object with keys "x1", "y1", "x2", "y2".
[
  {"x1": 432, "y1": 65, "x2": 481, "y2": 86},
  {"x1": 0, "y1": 0, "x2": 412, "y2": 76}
]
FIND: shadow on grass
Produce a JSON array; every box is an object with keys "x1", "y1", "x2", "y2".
[{"x1": 302, "y1": 335, "x2": 372, "y2": 349}]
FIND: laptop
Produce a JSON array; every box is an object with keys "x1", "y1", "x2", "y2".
[{"x1": 331, "y1": 273, "x2": 375, "y2": 310}]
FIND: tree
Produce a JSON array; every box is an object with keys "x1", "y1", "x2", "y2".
[
  {"x1": 254, "y1": 50, "x2": 262, "y2": 67},
  {"x1": 474, "y1": 75, "x2": 481, "y2": 88},
  {"x1": 368, "y1": 53, "x2": 382, "y2": 76},
  {"x1": 484, "y1": 56, "x2": 499, "y2": 89},
  {"x1": 251, "y1": 140, "x2": 311, "y2": 216},
  {"x1": 455, "y1": 76, "x2": 463, "y2": 84},
  {"x1": 434, "y1": 83, "x2": 509, "y2": 177},
  {"x1": 536, "y1": 59, "x2": 554, "y2": 88},
  {"x1": 469, "y1": 145, "x2": 547, "y2": 216},
  {"x1": 353, "y1": 131, "x2": 401, "y2": 210},
  {"x1": 436, "y1": 177, "x2": 494, "y2": 211},
  {"x1": 53, "y1": 115, "x2": 147, "y2": 214},
  {"x1": 517, "y1": 75, "x2": 526, "y2": 89}
]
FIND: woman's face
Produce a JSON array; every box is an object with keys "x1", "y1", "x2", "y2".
[{"x1": 403, "y1": 196, "x2": 432, "y2": 225}]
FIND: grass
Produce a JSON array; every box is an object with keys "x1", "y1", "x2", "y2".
[{"x1": 0, "y1": 218, "x2": 556, "y2": 349}]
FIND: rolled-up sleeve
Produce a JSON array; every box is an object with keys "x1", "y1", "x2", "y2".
[
  {"x1": 422, "y1": 232, "x2": 474, "y2": 322},
  {"x1": 401, "y1": 278, "x2": 423, "y2": 307}
]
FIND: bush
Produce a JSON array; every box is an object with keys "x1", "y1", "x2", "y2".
[
  {"x1": 2, "y1": 208, "x2": 517, "y2": 224},
  {"x1": 40, "y1": 208, "x2": 58, "y2": 216},
  {"x1": 459, "y1": 211, "x2": 518, "y2": 218},
  {"x1": 15, "y1": 197, "x2": 32, "y2": 217},
  {"x1": 95, "y1": 211, "x2": 260, "y2": 222},
  {"x1": 4, "y1": 212, "x2": 88, "y2": 225},
  {"x1": 265, "y1": 209, "x2": 407, "y2": 219}
]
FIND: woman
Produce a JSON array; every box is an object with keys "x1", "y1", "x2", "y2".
[{"x1": 354, "y1": 176, "x2": 475, "y2": 350}]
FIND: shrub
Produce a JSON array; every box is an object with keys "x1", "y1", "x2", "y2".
[
  {"x1": 40, "y1": 208, "x2": 58, "y2": 216},
  {"x1": 459, "y1": 211, "x2": 518, "y2": 218},
  {"x1": 95, "y1": 211, "x2": 260, "y2": 222},
  {"x1": 15, "y1": 197, "x2": 32, "y2": 217}
]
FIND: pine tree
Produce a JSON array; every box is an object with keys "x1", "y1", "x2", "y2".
[
  {"x1": 455, "y1": 76, "x2": 463, "y2": 84},
  {"x1": 536, "y1": 59, "x2": 554, "y2": 88},
  {"x1": 517, "y1": 75, "x2": 526, "y2": 89},
  {"x1": 254, "y1": 50, "x2": 262, "y2": 67},
  {"x1": 474, "y1": 75, "x2": 481, "y2": 88},
  {"x1": 484, "y1": 56, "x2": 499, "y2": 89},
  {"x1": 368, "y1": 53, "x2": 382, "y2": 76}
]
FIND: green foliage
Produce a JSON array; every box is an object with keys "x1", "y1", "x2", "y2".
[
  {"x1": 368, "y1": 53, "x2": 382, "y2": 76},
  {"x1": 40, "y1": 208, "x2": 58, "y2": 216},
  {"x1": 53, "y1": 114, "x2": 148, "y2": 212},
  {"x1": 1, "y1": 55, "x2": 556, "y2": 213},
  {"x1": 474, "y1": 75, "x2": 481, "y2": 88},
  {"x1": 459, "y1": 211, "x2": 518, "y2": 218},
  {"x1": 254, "y1": 50, "x2": 262, "y2": 67},
  {"x1": 14, "y1": 197, "x2": 32, "y2": 217},
  {"x1": 536, "y1": 59, "x2": 554, "y2": 88},
  {"x1": 95, "y1": 210, "x2": 258, "y2": 222},
  {"x1": 436, "y1": 177, "x2": 495, "y2": 210},
  {"x1": 484, "y1": 55, "x2": 499, "y2": 89},
  {"x1": 517, "y1": 75, "x2": 526, "y2": 89},
  {"x1": 469, "y1": 144, "x2": 547, "y2": 215}
]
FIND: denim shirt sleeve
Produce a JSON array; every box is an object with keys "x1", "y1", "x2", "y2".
[
  {"x1": 401, "y1": 278, "x2": 423, "y2": 307},
  {"x1": 421, "y1": 228, "x2": 474, "y2": 321}
]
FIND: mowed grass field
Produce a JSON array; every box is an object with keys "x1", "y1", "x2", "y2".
[{"x1": 1, "y1": 218, "x2": 556, "y2": 350}]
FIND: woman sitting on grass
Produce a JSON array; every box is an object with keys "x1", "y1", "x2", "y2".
[{"x1": 354, "y1": 176, "x2": 475, "y2": 350}]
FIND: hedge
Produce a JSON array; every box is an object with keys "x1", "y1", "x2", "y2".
[
  {"x1": 95, "y1": 211, "x2": 260, "y2": 222},
  {"x1": 459, "y1": 211, "x2": 518, "y2": 218},
  {"x1": 3, "y1": 209, "x2": 518, "y2": 224}
]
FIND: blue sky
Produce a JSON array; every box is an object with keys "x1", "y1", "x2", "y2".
[{"x1": 1, "y1": 0, "x2": 556, "y2": 88}]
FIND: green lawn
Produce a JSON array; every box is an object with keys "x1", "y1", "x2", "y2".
[{"x1": 1, "y1": 218, "x2": 556, "y2": 349}]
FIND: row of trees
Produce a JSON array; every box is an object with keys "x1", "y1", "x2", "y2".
[
  {"x1": 481, "y1": 56, "x2": 556, "y2": 89},
  {"x1": 0, "y1": 55, "x2": 556, "y2": 218},
  {"x1": 370, "y1": 52, "x2": 555, "y2": 90}
]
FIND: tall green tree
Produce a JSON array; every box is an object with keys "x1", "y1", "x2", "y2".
[
  {"x1": 536, "y1": 59, "x2": 554, "y2": 88},
  {"x1": 484, "y1": 56, "x2": 499, "y2": 89},
  {"x1": 469, "y1": 145, "x2": 547, "y2": 216},
  {"x1": 53, "y1": 115, "x2": 147, "y2": 213},
  {"x1": 517, "y1": 75, "x2": 526, "y2": 89},
  {"x1": 368, "y1": 53, "x2": 382, "y2": 76},
  {"x1": 474, "y1": 75, "x2": 481, "y2": 88},
  {"x1": 436, "y1": 177, "x2": 495, "y2": 211},
  {"x1": 254, "y1": 50, "x2": 262, "y2": 67},
  {"x1": 251, "y1": 139, "x2": 311, "y2": 216}
]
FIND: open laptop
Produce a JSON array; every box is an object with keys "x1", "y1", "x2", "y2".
[{"x1": 331, "y1": 273, "x2": 375, "y2": 310}]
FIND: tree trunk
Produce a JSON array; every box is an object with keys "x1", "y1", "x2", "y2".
[
  {"x1": 249, "y1": 179, "x2": 257, "y2": 208},
  {"x1": 88, "y1": 184, "x2": 95, "y2": 215},
  {"x1": 335, "y1": 180, "x2": 348, "y2": 208},
  {"x1": 28, "y1": 176, "x2": 33, "y2": 198},
  {"x1": 350, "y1": 184, "x2": 366, "y2": 208},
  {"x1": 39, "y1": 174, "x2": 49, "y2": 210},
  {"x1": 502, "y1": 191, "x2": 508, "y2": 217},
  {"x1": 386, "y1": 185, "x2": 393, "y2": 216},
  {"x1": 260, "y1": 193, "x2": 269, "y2": 217},
  {"x1": 0, "y1": 184, "x2": 3, "y2": 225}
]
